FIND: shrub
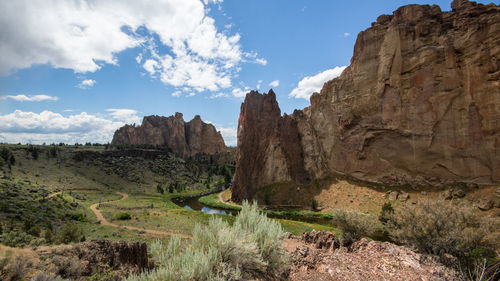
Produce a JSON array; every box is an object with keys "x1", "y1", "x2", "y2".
[
  {"x1": 70, "y1": 213, "x2": 88, "y2": 222},
  {"x1": 115, "y1": 212, "x2": 132, "y2": 220},
  {"x1": 331, "y1": 209, "x2": 377, "y2": 246},
  {"x1": 57, "y1": 223, "x2": 85, "y2": 244},
  {"x1": 52, "y1": 256, "x2": 84, "y2": 278},
  {"x1": 311, "y1": 199, "x2": 318, "y2": 211},
  {"x1": 156, "y1": 184, "x2": 164, "y2": 194},
  {"x1": 385, "y1": 200, "x2": 500, "y2": 279},
  {"x1": 126, "y1": 201, "x2": 287, "y2": 281},
  {"x1": 378, "y1": 201, "x2": 394, "y2": 224},
  {"x1": 45, "y1": 228, "x2": 55, "y2": 243},
  {"x1": 4, "y1": 256, "x2": 28, "y2": 281},
  {"x1": 30, "y1": 273, "x2": 67, "y2": 281},
  {"x1": 0, "y1": 250, "x2": 12, "y2": 272},
  {"x1": 27, "y1": 225, "x2": 41, "y2": 237},
  {"x1": 1, "y1": 231, "x2": 33, "y2": 247}
]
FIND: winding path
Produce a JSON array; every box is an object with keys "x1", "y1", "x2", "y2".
[
  {"x1": 217, "y1": 190, "x2": 240, "y2": 208},
  {"x1": 90, "y1": 192, "x2": 191, "y2": 239}
]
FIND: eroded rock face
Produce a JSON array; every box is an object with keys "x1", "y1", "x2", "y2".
[
  {"x1": 112, "y1": 113, "x2": 227, "y2": 157},
  {"x1": 232, "y1": 0, "x2": 500, "y2": 201}
]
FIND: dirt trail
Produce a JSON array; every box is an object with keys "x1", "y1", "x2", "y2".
[
  {"x1": 47, "y1": 191, "x2": 61, "y2": 198},
  {"x1": 217, "y1": 190, "x2": 240, "y2": 208},
  {"x1": 90, "y1": 192, "x2": 191, "y2": 239}
]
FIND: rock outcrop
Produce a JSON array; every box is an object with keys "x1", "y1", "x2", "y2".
[
  {"x1": 232, "y1": 0, "x2": 500, "y2": 201},
  {"x1": 112, "y1": 113, "x2": 227, "y2": 157},
  {"x1": 284, "y1": 232, "x2": 460, "y2": 281}
]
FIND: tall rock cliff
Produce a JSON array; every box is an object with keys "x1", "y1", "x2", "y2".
[
  {"x1": 111, "y1": 113, "x2": 227, "y2": 157},
  {"x1": 232, "y1": 0, "x2": 500, "y2": 201}
]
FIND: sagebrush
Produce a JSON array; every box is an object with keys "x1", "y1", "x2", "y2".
[
  {"x1": 385, "y1": 200, "x2": 500, "y2": 280},
  {"x1": 331, "y1": 209, "x2": 378, "y2": 246},
  {"x1": 127, "y1": 201, "x2": 287, "y2": 281}
]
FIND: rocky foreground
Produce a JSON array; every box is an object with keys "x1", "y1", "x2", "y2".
[
  {"x1": 2, "y1": 234, "x2": 467, "y2": 281},
  {"x1": 284, "y1": 231, "x2": 460, "y2": 281},
  {"x1": 232, "y1": 0, "x2": 500, "y2": 201}
]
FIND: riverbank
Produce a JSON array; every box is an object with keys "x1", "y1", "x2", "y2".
[{"x1": 199, "y1": 191, "x2": 335, "y2": 222}]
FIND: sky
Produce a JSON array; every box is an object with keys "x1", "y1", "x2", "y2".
[{"x1": 0, "y1": 0, "x2": 498, "y2": 146}]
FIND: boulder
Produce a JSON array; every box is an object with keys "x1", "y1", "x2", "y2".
[
  {"x1": 478, "y1": 199, "x2": 494, "y2": 211},
  {"x1": 399, "y1": 191, "x2": 410, "y2": 202},
  {"x1": 442, "y1": 189, "x2": 453, "y2": 200},
  {"x1": 388, "y1": 191, "x2": 399, "y2": 201},
  {"x1": 452, "y1": 188, "x2": 466, "y2": 198}
]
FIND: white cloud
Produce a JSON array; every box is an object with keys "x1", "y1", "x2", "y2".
[
  {"x1": 269, "y1": 80, "x2": 279, "y2": 88},
  {"x1": 143, "y1": 59, "x2": 159, "y2": 76},
  {"x1": 135, "y1": 53, "x2": 143, "y2": 64},
  {"x1": 210, "y1": 93, "x2": 228, "y2": 99},
  {"x1": 232, "y1": 87, "x2": 250, "y2": 98},
  {"x1": 1, "y1": 94, "x2": 58, "y2": 102},
  {"x1": 256, "y1": 80, "x2": 262, "y2": 89},
  {"x1": 344, "y1": 32, "x2": 351, "y2": 37},
  {"x1": 187, "y1": 92, "x2": 196, "y2": 97},
  {"x1": 77, "y1": 79, "x2": 96, "y2": 89},
  {"x1": 289, "y1": 66, "x2": 347, "y2": 99},
  {"x1": 172, "y1": 91, "x2": 182, "y2": 97},
  {"x1": 0, "y1": 109, "x2": 139, "y2": 144},
  {"x1": 105, "y1": 108, "x2": 141, "y2": 124},
  {"x1": 255, "y1": 58, "x2": 267, "y2": 66},
  {"x1": 218, "y1": 127, "x2": 237, "y2": 146},
  {"x1": 203, "y1": 0, "x2": 223, "y2": 5},
  {"x1": 0, "y1": 0, "x2": 263, "y2": 93}
]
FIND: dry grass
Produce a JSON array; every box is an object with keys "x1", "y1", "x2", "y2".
[{"x1": 385, "y1": 200, "x2": 500, "y2": 280}]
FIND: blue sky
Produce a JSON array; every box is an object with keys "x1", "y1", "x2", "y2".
[{"x1": 0, "y1": 0, "x2": 497, "y2": 146}]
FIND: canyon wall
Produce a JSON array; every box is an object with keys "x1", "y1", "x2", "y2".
[
  {"x1": 232, "y1": 0, "x2": 500, "y2": 201},
  {"x1": 112, "y1": 113, "x2": 227, "y2": 157}
]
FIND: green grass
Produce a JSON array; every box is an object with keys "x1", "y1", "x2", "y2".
[
  {"x1": 277, "y1": 219, "x2": 337, "y2": 236},
  {"x1": 199, "y1": 192, "x2": 334, "y2": 221},
  {"x1": 1, "y1": 143, "x2": 337, "y2": 247},
  {"x1": 198, "y1": 193, "x2": 241, "y2": 211},
  {"x1": 266, "y1": 209, "x2": 333, "y2": 220}
]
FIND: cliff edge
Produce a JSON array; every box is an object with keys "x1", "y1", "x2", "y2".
[{"x1": 232, "y1": 0, "x2": 500, "y2": 201}]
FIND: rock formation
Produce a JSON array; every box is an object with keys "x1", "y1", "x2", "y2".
[
  {"x1": 112, "y1": 113, "x2": 227, "y2": 157},
  {"x1": 232, "y1": 0, "x2": 500, "y2": 201}
]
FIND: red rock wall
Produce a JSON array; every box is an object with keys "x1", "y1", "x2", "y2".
[{"x1": 232, "y1": 0, "x2": 500, "y2": 201}]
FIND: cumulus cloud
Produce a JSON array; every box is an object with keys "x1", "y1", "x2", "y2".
[
  {"x1": 232, "y1": 87, "x2": 250, "y2": 98},
  {"x1": 1, "y1": 94, "x2": 58, "y2": 102},
  {"x1": 0, "y1": 109, "x2": 140, "y2": 144},
  {"x1": 172, "y1": 91, "x2": 182, "y2": 97},
  {"x1": 77, "y1": 79, "x2": 96, "y2": 89},
  {"x1": 0, "y1": 0, "x2": 263, "y2": 93},
  {"x1": 269, "y1": 80, "x2": 279, "y2": 87},
  {"x1": 218, "y1": 127, "x2": 237, "y2": 146},
  {"x1": 105, "y1": 108, "x2": 141, "y2": 124},
  {"x1": 289, "y1": 66, "x2": 347, "y2": 99}
]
